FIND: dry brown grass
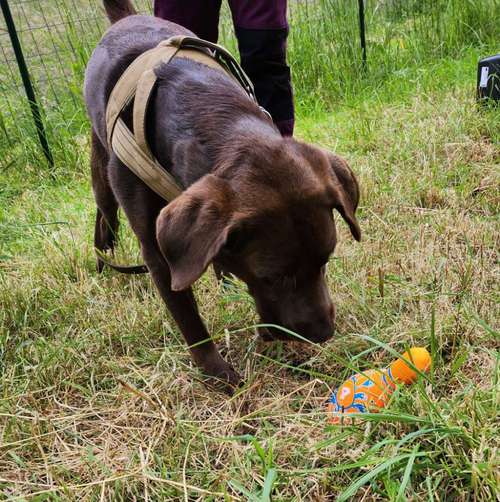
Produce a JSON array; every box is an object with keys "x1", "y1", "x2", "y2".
[{"x1": 1, "y1": 6, "x2": 499, "y2": 498}]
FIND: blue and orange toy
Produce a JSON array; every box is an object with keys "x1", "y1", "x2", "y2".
[{"x1": 327, "y1": 347, "x2": 431, "y2": 424}]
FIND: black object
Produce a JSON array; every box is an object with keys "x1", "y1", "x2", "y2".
[
  {"x1": 358, "y1": 0, "x2": 367, "y2": 69},
  {"x1": 235, "y1": 27, "x2": 293, "y2": 126},
  {"x1": 0, "y1": 0, "x2": 53, "y2": 166},
  {"x1": 477, "y1": 54, "x2": 500, "y2": 103}
]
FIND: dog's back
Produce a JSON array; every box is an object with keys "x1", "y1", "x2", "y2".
[{"x1": 84, "y1": 0, "x2": 271, "y2": 186}]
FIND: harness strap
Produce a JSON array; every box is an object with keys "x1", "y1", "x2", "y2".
[
  {"x1": 112, "y1": 119, "x2": 183, "y2": 200},
  {"x1": 167, "y1": 36, "x2": 257, "y2": 100},
  {"x1": 131, "y1": 47, "x2": 233, "y2": 157},
  {"x1": 133, "y1": 69, "x2": 159, "y2": 155},
  {"x1": 96, "y1": 249, "x2": 148, "y2": 274},
  {"x1": 106, "y1": 44, "x2": 177, "y2": 148}
]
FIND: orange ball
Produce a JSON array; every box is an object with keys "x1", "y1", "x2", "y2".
[
  {"x1": 327, "y1": 347, "x2": 432, "y2": 424},
  {"x1": 389, "y1": 347, "x2": 431, "y2": 384}
]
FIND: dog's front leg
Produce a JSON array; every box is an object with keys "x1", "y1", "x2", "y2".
[
  {"x1": 140, "y1": 240, "x2": 241, "y2": 392},
  {"x1": 107, "y1": 155, "x2": 241, "y2": 392}
]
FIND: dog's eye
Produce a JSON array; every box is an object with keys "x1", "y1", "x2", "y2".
[
  {"x1": 259, "y1": 276, "x2": 282, "y2": 291},
  {"x1": 260, "y1": 274, "x2": 295, "y2": 290}
]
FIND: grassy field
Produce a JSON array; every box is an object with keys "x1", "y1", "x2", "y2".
[{"x1": 1, "y1": 1, "x2": 499, "y2": 500}]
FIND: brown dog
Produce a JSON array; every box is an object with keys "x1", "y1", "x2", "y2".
[{"x1": 84, "y1": 0, "x2": 361, "y2": 389}]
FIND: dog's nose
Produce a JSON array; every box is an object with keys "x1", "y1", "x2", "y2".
[
  {"x1": 308, "y1": 303, "x2": 336, "y2": 343},
  {"x1": 292, "y1": 319, "x2": 335, "y2": 344},
  {"x1": 310, "y1": 324, "x2": 335, "y2": 343}
]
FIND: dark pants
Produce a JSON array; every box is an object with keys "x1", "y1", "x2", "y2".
[{"x1": 154, "y1": 0, "x2": 294, "y2": 136}]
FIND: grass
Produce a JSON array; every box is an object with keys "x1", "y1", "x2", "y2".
[{"x1": 1, "y1": 0, "x2": 500, "y2": 500}]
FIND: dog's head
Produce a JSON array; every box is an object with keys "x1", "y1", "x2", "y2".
[{"x1": 156, "y1": 139, "x2": 360, "y2": 343}]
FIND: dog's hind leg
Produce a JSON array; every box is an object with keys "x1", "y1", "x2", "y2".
[{"x1": 91, "y1": 130, "x2": 119, "y2": 273}]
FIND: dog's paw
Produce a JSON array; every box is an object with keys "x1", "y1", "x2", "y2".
[{"x1": 202, "y1": 360, "x2": 242, "y2": 395}]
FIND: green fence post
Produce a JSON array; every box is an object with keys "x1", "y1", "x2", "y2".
[
  {"x1": 1, "y1": 0, "x2": 54, "y2": 166},
  {"x1": 358, "y1": 0, "x2": 367, "y2": 69}
]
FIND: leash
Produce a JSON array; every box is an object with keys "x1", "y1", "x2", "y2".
[
  {"x1": 98, "y1": 35, "x2": 266, "y2": 275},
  {"x1": 95, "y1": 248, "x2": 148, "y2": 274}
]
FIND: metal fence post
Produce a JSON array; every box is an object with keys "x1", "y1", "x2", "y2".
[
  {"x1": 1, "y1": 0, "x2": 54, "y2": 166},
  {"x1": 358, "y1": 0, "x2": 367, "y2": 69}
]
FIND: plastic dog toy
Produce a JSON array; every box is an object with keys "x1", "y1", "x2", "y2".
[{"x1": 327, "y1": 347, "x2": 431, "y2": 424}]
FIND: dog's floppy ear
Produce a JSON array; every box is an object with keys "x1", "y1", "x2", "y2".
[
  {"x1": 323, "y1": 150, "x2": 361, "y2": 241},
  {"x1": 156, "y1": 174, "x2": 236, "y2": 291}
]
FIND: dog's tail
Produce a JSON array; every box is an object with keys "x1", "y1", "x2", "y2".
[{"x1": 103, "y1": 0, "x2": 136, "y2": 24}]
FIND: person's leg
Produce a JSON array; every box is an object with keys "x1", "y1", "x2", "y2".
[
  {"x1": 153, "y1": 0, "x2": 222, "y2": 42},
  {"x1": 229, "y1": 0, "x2": 294, "y2": 136}
]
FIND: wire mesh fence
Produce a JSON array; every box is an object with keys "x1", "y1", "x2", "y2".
[
  {"x1": 0, "y1": 0, "x2": 152, "y2": 165},
  {"x1": 0, "y1": 0, "x2": 498, "y2": 168}
]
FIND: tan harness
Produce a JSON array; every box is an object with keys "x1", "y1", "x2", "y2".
[
  {"x1": 101, "y1": 35, "x2": 262, "y2": 274},
  {"x1": 106, "y1": 35, "x2": 259, "y2": 202}
]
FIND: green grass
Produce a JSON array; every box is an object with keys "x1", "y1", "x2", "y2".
[{"x1": 1, "y1": 0, "x2": 499, "y2": 500}]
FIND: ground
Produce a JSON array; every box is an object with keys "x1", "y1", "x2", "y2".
[{"x1": 0, "y1": 30, "x2": 499, "y2": 502}]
